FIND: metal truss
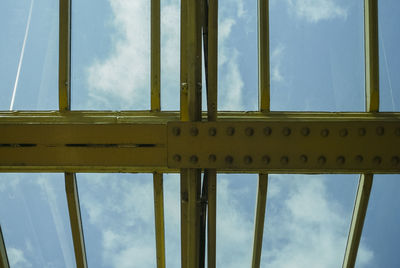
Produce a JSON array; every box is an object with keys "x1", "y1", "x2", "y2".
[{"x1": 0, "y1": 0, "x2": 396, "y2": 268}]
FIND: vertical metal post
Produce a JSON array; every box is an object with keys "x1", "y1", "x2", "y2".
[
  {"x1": 59, "y1": 0, "x2": 71, "y2": 111},
  {"x1": 153, "y1": 172, "x2": 166, "y2": 268},
  {"x1": 151, "y1": 0, "x2": 161, "y2": 112},
  {"x1": 0, "y1": 226, "x2": 10, "y2": 268},
  {"x1": 342, "y1": 1, "x2": 379, "y2": 267}
]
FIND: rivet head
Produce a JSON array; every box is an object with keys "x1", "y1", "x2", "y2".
[
  {"x1": 173, "y1": 154, "x2": 181, "y2": 162},
  {"x1": 318, "y1": 156, "x2": 326, "y2": 165},
  {"x1": 355, "y1": 155, "x2": 363, "y2": 163},
  {"x1": 301, "y1": 127, "x2": 310, "y2": 136},
  {"x1": 395, "y1": 128, "x2": 400, "y2": 136},
  {"x1": 226, "y1": 127, "x2": 235, "y2": 136},
  {"x1": 358, "y1": 128, "x2": 366, "y2": 136},
  {"x1": 339, "y1": 129, "x2": 348, "y2": 137},
  {"x1": 208, "y1": 127, "x2": 217, "y2": 136},
  {"x1": 263, "y1": 127, "x2": 272, "y2": 136},
  {"x1": 172, "y1": 127, "x2": 181, "y2": 136},
  {"x1": 282, "y1": 127, "x2": 291, "y2": 136},
  {"x1": 336, "y1": 156, "x2": 345, "y2": 165},
  {"x1": 391, "y1": 156, "x2": 399, "y2": 166},
  {"x1": 376, "y1": 127, "x2": 384, "y2": 136},
  {"x1": 321, "y1": 129, "x2": 329, "y2": 137},
  {"x1": 300, "y1": 155, "x2": 308, "y2": 163},
  {"x1": 244, "y1": 155, "x2": 252, "y2": 164},
  {"x1": 262, "y1": 155, "x2": 270, "y2": 165},
  {"x1": 225, "y1": 155, "x2": 233, "y2": 164},
  {"x1": 209, "y1": 154, "x2": 217, "y2": 162},
  {"x1": 281, "y1": 156, "x2": 289, "y2": 165},
  {"x1": 190, "y1": 155, "x2": 198, "y2": 164},
  {"x1": 245, "y1": 127, "x2": 254, "y2": 136},
  {"x1": 373, "y1": 156, "x2": 382, "y2": 165},
  {"x1": 190, "y1": 127, "x2": 199, "y2": 136}
]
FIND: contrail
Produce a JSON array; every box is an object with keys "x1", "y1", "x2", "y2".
[{"x1": 10, "y1": 0, "x2": 34, "y2": 111}]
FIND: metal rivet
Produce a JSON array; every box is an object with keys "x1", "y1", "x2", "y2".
[
  {"x1": 173, "y1": 154, "x2": 181, "y2": 162},
  {"x1": 282, "y1": 127, "x2": 291, "y2": 136},
  {"x1": 209, "y1": 154, "x2": 216, "y2": 162},
  {"x1": 172, "y1": 127, "x2": 181, "y2": 136},
  {"x1": 262, "y1": 155, "x2": 270, "y2": 165},
  {"x1": 281, "y1": 156, "x2": 289, "y2": 165},
  {"x1": 376, "y1": 127, "x2": 384, "y2": 136},
  {"x1": 226, "y1": 127, "x2": 235, "y2": 136},
  {"x1": 245, "y1": 127, "x2": 254, "y2": 136},
  {"x1": 318, "y1": 156, "x2": 326, "y2": 165},
  {"x1": 190, "y1": 127, "x2": 199, "y2": 136},
  {"x1": 395, "y1": 128, "x2": 400, "y2": 136},
  {"x1": 321, "y1": 129, "x2": 329, "y2": 137},
  {"x1": 301, "y1": 127, "x2": 310, "y2": 136},
  {"x1": 373, "y1": 156, "x2": 382, "y2": 165},
  {"x1": 225, "y1": 155, "x2": 233, "y2": 164},
  {"x1": 300, "y1": 155, "x2": 308, "y2": 163},
  {"x1": 263, "y1": 127, "x2": 272, "y2": 136},
  {"x1": 358, "y1": 128, "x2": 366, "y2": 136},
  {"x1": 190, "y1": 155, "x2": 198, "y2": 164},
  {"x1": 244, "y1": 155, "x2": 252, "y2": 164},
  {"x1": 339, "y1": 129, "x2": 348, "y2": 137},
  {"x1": 391, "y1": 156, "x2": 399, "y2": 166},
  {"x1": 209, "y1": 127, "x2": 217, "y2": 136},
  {"x1": 355, "y1": 155, "x2": 363, "y2": 163},
  {"x1": 336, "y1": 156, "x2": 345, "y2": 165}
]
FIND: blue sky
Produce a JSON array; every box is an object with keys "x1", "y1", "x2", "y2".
[{"x1": 0, "y1": 0, "x2": 400, "y2": 267}]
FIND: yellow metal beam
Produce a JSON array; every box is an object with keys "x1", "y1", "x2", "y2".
[
  {"x1": 258, "y1": 0, "x2": 270, "y2": 113},
  {"x1": 207, "y1": 169, "x2": 217, "y2": 268},
  {"x1": 59, "y1": 0, "x2": 71, "y2": 111},
  {"x1": 0, "y1": 226, "x2": 10, "y2": 268},
  {"x1": 153, "y1": 173, "x2": 166, "y2": 268},
  {"x1": 151, "y1": 0, "x2": 161, "y2": 112},
  {"x1": 65, "y1": 173, "x2": 87, "y2": 268}
]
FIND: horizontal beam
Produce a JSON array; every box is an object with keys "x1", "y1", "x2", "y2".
[{"x1": 0, "y1": 112, "x2": 399, "y2": 173}]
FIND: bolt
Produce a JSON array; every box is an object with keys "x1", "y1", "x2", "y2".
[
  {"x1": 245, "y1": 127, "x2": 254, "y2": 136},
  {"x1": 339, "y1": 129, "x2": 348, "y2": 137},
  {"x1": 301, "y1": 127, "x2": 310, "y2": 136},
  {"x1": 209, "y1": 127, "x2": 217, "y2": 136},
  {"x1": 358, "y1": 128, "x2": 366, "y2": 136},
  {"x1": 281, "y1": 156, "x2": 289, "y2": 165},
  {"x1": 376, "y1": 127, "x2": 384, "y2": 136},
  {"x1": 373, "y1": 156, "x2": 382, "y2": 165},
  {"x1": 244, "y1": 155, "x2": 252, "y2": 164},
  {"x1": 263, "y1": 127, "x2": 272, "y2": 136},
  {"x1": 173, "y1": 154, "x2": 181, "y2": 162},
  {"x1": 321, "y1": 129, "x2": 329, "y2": 137},
  {"x1": 225, "y1": 155, "x2": 233, "y2": 164},
  {"x1": 336, "y1": 156, "x2": 345, "y2": 165},
  {"x1": 355, "y1": 155, "x2": 363, "y2": 163},
  {"x1": 190, "y1": 127, "x2": 199, "y2": 136},
  {"x1": 262, "y1": 155, "x2": 270, "y2": 165},
  {"x1": 318, "y1": 156, "x2": 326, "y2": 165},
  {"x1": 282, "y1": 127, "x2": 291, "y2": 136},
  {"x1": 226, "y1": 127, "x2": 235, "y2": 136},
  {"x1": 300, "y1": 155, "x2": 308, "y2": 163},
  {"x1": 209, "y1": 154, "x2": 217, "y2": 162},
  {"x1": 172, "y1": 127, "x2": 181, "y2": 136},
  {"x1": 391, "y1": 156, "x2": 399, "y2": 166},
  {"x1": 190, "y1": 155, "x2": 198, "y2": 164}
]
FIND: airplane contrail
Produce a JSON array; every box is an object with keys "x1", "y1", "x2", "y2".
[{"x1": 10, "y1": 0, "x2": 34, "y2": 111}]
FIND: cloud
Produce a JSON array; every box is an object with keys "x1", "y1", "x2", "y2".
[
  {"x1": 8, "y1": 247, "x2": 32, "y2": 268},
  {"x1": 286, "y1": 0, "x2": 348, "y2": 22},
  {"x1": 271, "y1": 44, "x2": 285, "y2": 82}
]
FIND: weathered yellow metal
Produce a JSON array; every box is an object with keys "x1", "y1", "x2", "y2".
[
  {"x1": 0, "y1": 226, "x2": 10, "y2": 268},
  {"x1": 151, "y1": 0, "x2": 161, "y2": 112},
  {"x1": 65, "y1": 173, "x2": 88, "y2": 268},
  {"x1": 258, "y1": 0, "x2": 270, "y2": 113},
  {"x1": 59, "y1": 0, "x2": 71, "y2": 111},
  {"x1": 153, "y1": 172, "x2": 166, "y2": 268}
]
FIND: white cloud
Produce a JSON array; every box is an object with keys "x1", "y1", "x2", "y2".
[
  {"x1": 286, "y1": 0, "x2": 348, "y2": 22},
  {"x1": 8, "y1": 247, "x2": 32, "y2": 268},
  {"x1": 271, "y1": 44, "x2": 285, "y2": 82}
]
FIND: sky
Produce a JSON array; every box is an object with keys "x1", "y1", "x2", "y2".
[{"x1": 0, "y1": 0, "x2": 400, "y2": 267}]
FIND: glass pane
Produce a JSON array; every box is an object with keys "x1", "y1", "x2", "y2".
[
  {"x1": 77, "y1": 173, "x2": 157, "y2": 267},
  {"x1": 270, "y1": 1, "x2": 364, "y2": 111},
  {"x1": 262, "y1": 174, "x2": 366, "y2": 266},
  {"x1": 218, "y1": 0, "x2": 258, "y2": 111},
  {"x1": 379, "y1": 1, "x2": 400, "y2": 112},
  {"x1": 0, "y1": 0, "x2": 58, "y2": 111},
  {"x1": 72, "y1": 1, "x2": 150, "y2": 110},
  {"x1": 357, "y1": 175, "x2": 400, "y2": 267},
  {"x1": 0, "y1": 173, "x2": 74, "y2": 267}
]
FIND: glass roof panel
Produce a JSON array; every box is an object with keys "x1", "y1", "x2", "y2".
[
  {"x1": 71, "y1": 0, "x2": 150, "y2": 110},
  {"x1": 0, "y1": 0, "x2": 58, "y2": 111},
  {"x1": 270, "y1": 0, "x2": 365, "y2": 112},
  {"x1": 379, "y1": 1, "x2": 400, "y2": 112},
  {"x1": 0, "y1": 173, "x2": 74, "y2": 267}
]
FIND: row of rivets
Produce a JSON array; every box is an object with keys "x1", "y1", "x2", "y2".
[
  {"x1": 172, "y1": 154, "x2": 400, "y2": 165},
  {"x1": 172, "y1": 126, "x2": 400, "y2": 137}
]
